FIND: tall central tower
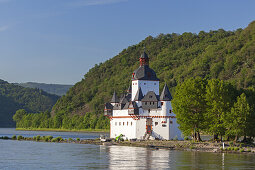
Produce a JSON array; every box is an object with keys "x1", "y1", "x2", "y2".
[{"x1": 131, "y1": 51, "x2": 159, "y2": 101}]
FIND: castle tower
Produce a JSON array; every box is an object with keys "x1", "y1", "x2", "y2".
[{"x1": 131, "y1": 50, "x2": 159, "y2": 101}]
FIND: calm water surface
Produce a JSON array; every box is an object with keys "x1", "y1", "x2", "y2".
[{"x1": 1, "y1": 128, "x2": 255, "y2": 169}]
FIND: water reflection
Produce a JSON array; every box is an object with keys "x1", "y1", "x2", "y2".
[
  {"x1": 101, "y1": 145, "x2": 172, "y2": 169},
  {"x1": 101, "y1": 145, "x2": 255, "y2": 170}
]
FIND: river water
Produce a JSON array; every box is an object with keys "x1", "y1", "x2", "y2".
[{"x1": 0, "y1": 128, "x2": 255, "y2": 169}]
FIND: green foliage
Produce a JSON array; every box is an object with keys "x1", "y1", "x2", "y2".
[
  {"x1": 17, "y1": 135, "x2": 23, "y2": 140},
  {"x1": 184, "y1": 136, "x2": 190, "y2": 140},
  {"x1": 12, "y1": 135, "x2": 16, "y2": 140},
  {"x1": 225, "y1": 93, "x2": 251, "y2": 141},
  {"x1": 36, "y1": 135, "x2": 41, "y2": 141},
  {"x1": 76, "y1": 138, "x2": 80, "y2": 141},
  {"x1": 234, "y1": 147, "x2": 239, "y2": 151},
  {"x1": 172, "y1": 77, "x2": 207, "y2": 141},
  {"x1": 0, "y1": 79, "x2": 59, "y2": 127}
]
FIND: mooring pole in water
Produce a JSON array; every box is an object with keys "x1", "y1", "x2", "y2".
[{"x1": 223, "y1": 142, "x2": 225, "y2": 150}]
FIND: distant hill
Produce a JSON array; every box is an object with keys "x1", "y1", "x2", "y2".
[
  {"x1": 0, "y1": 79, "x2": 60, "y2": 127},
  {"x1": 16, "y1": 82, "x2": 73, "y2": 96},
  {"x1": 52, "y1": 21, "x2": 255, "y2": 118}
]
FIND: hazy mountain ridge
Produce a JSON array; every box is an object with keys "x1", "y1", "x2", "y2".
[
  {"x1": 0, "y1": 79, "x2": 60, "y2": 127},
  {"x1": 16, "y1": 82, "x2": 73, "y2": 96}
]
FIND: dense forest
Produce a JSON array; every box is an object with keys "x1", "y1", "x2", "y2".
[
  {"x1": 16, "y1": 82, "x2": 73, "y2": 96},
  {"x1": 0, "y1": 79, "x2": 59, "y2": 127},
  {"x1": 14, "y1": 21, "x2": 255, "y2": 131}
]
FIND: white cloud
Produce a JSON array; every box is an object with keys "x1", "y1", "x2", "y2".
[
  {"x1": 69, "y1": 0, "x2": 128, "y2": 7},
  {"x1": 0, "y1": 25, "x2": 9, "y2": 32}
]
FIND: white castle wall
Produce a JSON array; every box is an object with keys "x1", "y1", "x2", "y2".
[{"x1": 131, "y1": 80, "x2": 159, "y2": 101}]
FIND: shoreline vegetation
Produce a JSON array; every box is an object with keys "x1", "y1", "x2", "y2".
[
  {"x1": 15, "y1": 128, "x2": 109, "y2": 133},
  {"x1": 0, "y1": 135, "x2": 254, "y2": 154}
]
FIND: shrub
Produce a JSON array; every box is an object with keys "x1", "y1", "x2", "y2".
[
  {"x1": 247, "y1": 148, "x2": 251, "y2": 152},
  {"x1": 77, "y1": 138, "x2": 80, "y2": 141},
  {"x1": 240, "y1": 148, "x2": 244, "y2": 152},
  {"x1": 33, "y1": 136, "x2": 36, "y2": 140},
  {"x1": 229, "y1": 141, "x2": 233, "y2": 146},
  {"x1": 17, "y1": 135, "x2": 23, "y2": 140},
  {"x1": 51, "y1": 138, "x2": 57, "y2": 142},
  {"x1": 48, "y1": 136, "x2": 53, "y2": 141},
  {"x1": 36, "y1": 135, "x2": 41, "y2": 141},
  {"x1": 12, "y1": 135, "x2": 16, "y2": 140},
  {"x1": 2, "y1": 136, "x2": 9, "y2": 140},
  {"x1": 68, "y1": 138, "x2": 73, "y2": 142},
  {"x1": 184, "y1": 136, "x2": 189, "y2": 140},
  {"x1": 234, "y1": 147, "x2": 239, "y2": 151},
  {"x1": 239, "y1": 143, "x2": 244, "y2": 148},
  {"x1": 190, "y1": 146, "x2": 195, "y2": 149}
]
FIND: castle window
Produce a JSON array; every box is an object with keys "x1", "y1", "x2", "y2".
[
  {"x1": 127, "y1": 122, "x2": 128, "y2": 126},
  {"x1": 162, "y1": 124, "x2": 167, "y2": 127},
  {"x1": 144, "y1": 83, "x2": 146, "y2": 85},
  {"x1": 119, "y1": 122, "x2": 121, "y2": 126},
  {"x1": 155, "y1": 122, "x2": 158, "y2": 126},
  {"x1": 153, "y1": 102, "x2": 154, "y2": 105},
  {"x1": 115, "y1": 122, "x2": 117, "y2": 126},
  {"x1": 161, "y1": 102, "x2": 163, "y2": 106},
  {"x1": 154, "y1": 83, "x2": 156, "y2": 85},
  {"x1": 148, "y1": 109, "x2": 150, "y2": 113},
  {"x1": 169, "y1": 110, "x2": 172, "y2": 113},
  {"x1": 123, "y1": 122, "x2": 125, "y2": 126},
  {"x1": 145, "y1": 102, "x2": 147, "y2": 105},
  {"x1": 149, "y1": 95, "x2": 152, "y2": 98},
  {"x1": 131, "y1": 122, "x2": 133, "y2": 126}
]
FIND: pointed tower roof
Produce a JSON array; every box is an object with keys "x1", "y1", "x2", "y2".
[
  {"x1": 160, "y1": 83, "x2": 172, "y2": 101},
  {"x1": 134, "y1": 87, "x2": 144, "y2": 101},
  {"x1": 140, "y1": 51, "x2": 149, "y2": 59},
  {"x1": 110, "y1": 91, "x2": 119, "y2": 103}
]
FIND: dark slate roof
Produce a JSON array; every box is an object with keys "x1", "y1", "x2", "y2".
[
  {"x1": 104, "y1": 103, "x2": 113, "y2": 110},
  {"x1": 120, "y1": 95, "x2": 128, "y2": 104},
  {"x1": 160, "y1": 83, "x2": 172, "y2": 101},
  {"x1": 125, "y1": 93, "x2": 131, "y2": 102},
  {"x1": 140, "y1": 51, "x2": 149, "y2": 59},
  {"x1": 123, "y1": 102, "x2": 129, "y2": 109},
  {"x1": 141, "y1": 91, "x2": 159, "y2": 102},
  {"x1": 110, "y1": 91, "x2": 119, "y2": 103},
  {"x1": 128, "y1": 101, "x2": 138, "y2": 109},
  {"x1": 134, "y1": 87, "x2": 144, "y2": 101},
  {"x1": 132, "y1": 65, "x2": 159, "y2": 81}
]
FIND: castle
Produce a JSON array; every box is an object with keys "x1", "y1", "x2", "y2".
[{"x1": 104, "y1": 51, "x2": 182, "y2": 140}]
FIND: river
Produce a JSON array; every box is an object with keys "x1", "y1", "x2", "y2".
[{"x1": 0, "y1": 128, "x2": 255, "y2": 169}]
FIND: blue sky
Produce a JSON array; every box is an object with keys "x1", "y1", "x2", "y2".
[{"x1": 0, "y1": 0, "x2": 255, "y2": 84}]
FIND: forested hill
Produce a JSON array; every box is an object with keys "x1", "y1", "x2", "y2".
[
  {"x1": 0, "y1": 80, "x2": 59, "y2": 127},
  {"x1": 16, "y1": 82, "x2": 73, "y2": 96},
  {"x1": 52, "y1": 21, "x2": 255, "y2": 117}
]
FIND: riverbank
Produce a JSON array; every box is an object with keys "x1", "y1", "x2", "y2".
[
  {"x1": 16, "y1": 128, "x2": 109, "y2": 133},
  {"x1": 1, "y1": 135, "x2": 255, "y2": 154}
]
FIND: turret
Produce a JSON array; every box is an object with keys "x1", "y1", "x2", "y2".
[
  {"x1": 160, "y1": 83, "x2": 172, "y2": 123},
  {"x1": 110, "y1": 91, "x2": 119, "y2": 106}
]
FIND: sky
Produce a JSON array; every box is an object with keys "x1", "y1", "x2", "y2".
[{"x1": 0, "y1": 0, "x2": 255, "y2": 85}]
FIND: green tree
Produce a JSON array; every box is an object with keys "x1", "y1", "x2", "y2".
[
  {"x1": 205, "y1": 79, "x2": 235, "y2": 140},
  {"x1": 225, "y1": 93, "x2": 251, "y2": 142},
  {"x1": 172, "y1": 77, "x2": 207, "y2": 141}
]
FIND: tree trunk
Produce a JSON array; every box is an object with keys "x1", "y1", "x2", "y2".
[
  {"x1": 213, "y1": 134, "x2": 218, "y2": 141},
  {"x1": 196, "y1": 132, "x2": 202, "y2": 142},
  {"x1": 234, "y1": 135, "x2": 238, "y2": 142}
]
